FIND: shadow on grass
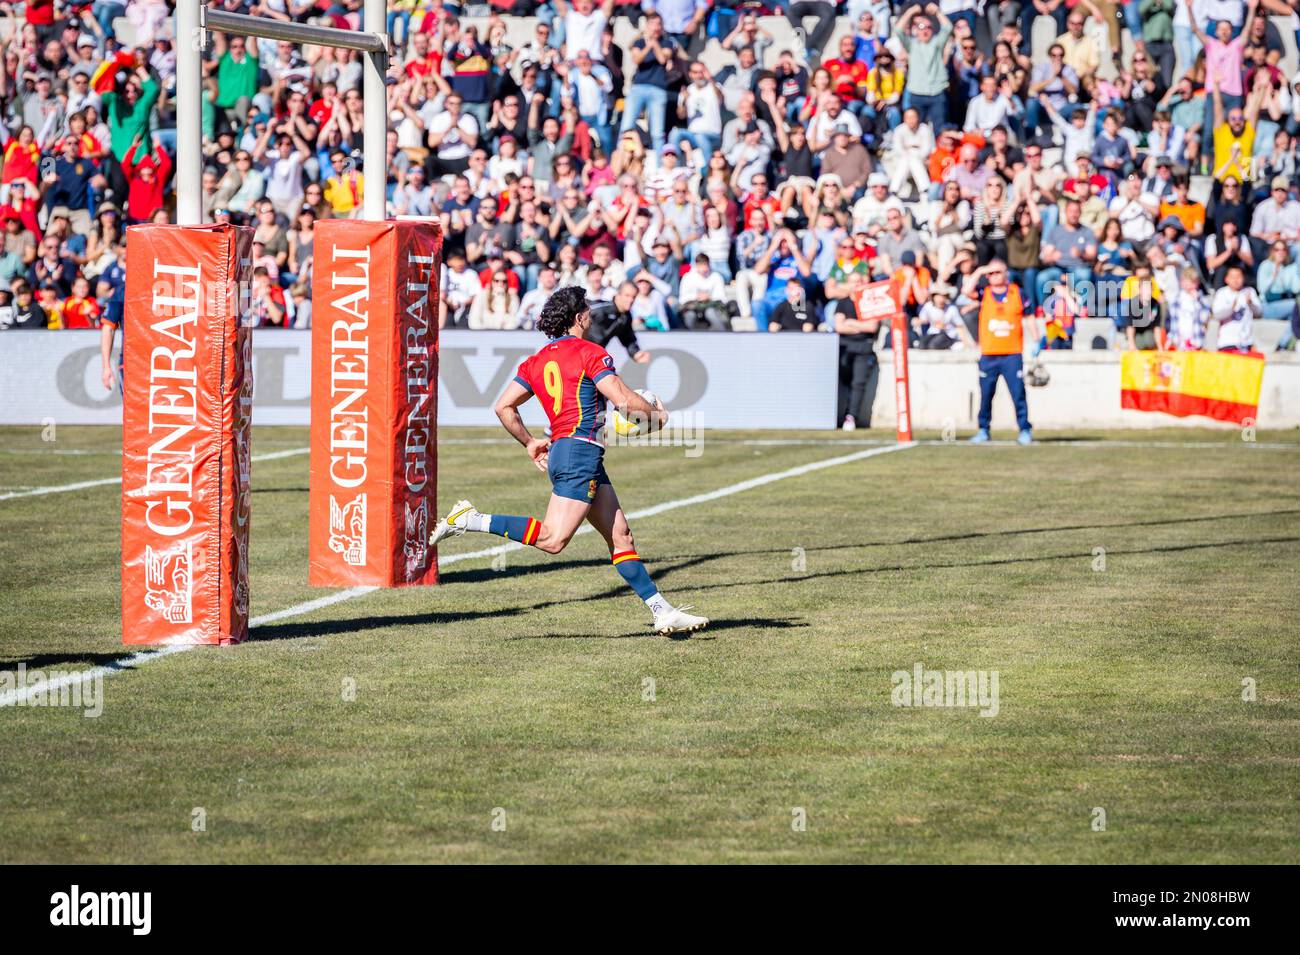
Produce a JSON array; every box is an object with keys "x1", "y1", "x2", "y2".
[
  {"x1": 250, "y1": 532, "x2": 1298, "y2": 644},
  {"x1": 251, "y1": 606, "x2": 524, "y2": 641},
  {"x1": 439, "y1": 551, "x2": 721, "y2": 587},
  {"x1": 639, "y1": 536, "x2": 1300, "y2": 598},
  {"x1": 441, "y1": 508, "x2": 1300, "y2": 586},
  {"x1": 502, "y1": 616, "x2": 809, "y2": 642},
  {"x1": 251, "y1": 486, "x2": 310, "y2": 494},
  {"x1": 0, "y1": 650, "x2": 147, "y2": 670}
]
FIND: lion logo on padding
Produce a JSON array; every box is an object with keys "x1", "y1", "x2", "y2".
[
  {"x1": 144, "y1": 543, "x2": 192, "y2": 624},
  {"x1": 404, "y1": 500, "x2": 428, "y2": 562},
  {"x1": 328, "y1": 494, "x2": 367, "y2": 566}
]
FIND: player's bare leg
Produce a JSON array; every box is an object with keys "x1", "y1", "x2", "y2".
[
  {"x1": 428, "y1": 494, "x2": 587, "y2": 553},
  {"x1": 530, "y1": 495, "x2": 590, "y2": 554},
  {"x1": 586, "y1": 483, "x2": 709, "y2": 635}
]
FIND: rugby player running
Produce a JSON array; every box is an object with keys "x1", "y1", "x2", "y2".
[{"x1": 429, "y1": 286, "x2": 709, "y2": 635}]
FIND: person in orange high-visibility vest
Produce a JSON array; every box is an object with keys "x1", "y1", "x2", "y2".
[{"x1": 962, "y1": 259, "x2": 1041, "y2": 445}]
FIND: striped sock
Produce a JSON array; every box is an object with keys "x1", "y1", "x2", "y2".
[
  {"x1": 486, "y1": 514, "x2": 542, "y2": 546},
  {"x1": 611, "y1": 550, "x2": 658, "y2": 601}
]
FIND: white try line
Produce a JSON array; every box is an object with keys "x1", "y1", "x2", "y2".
[
  {"x1": 0, "y1": 442, "x2": 916, "y2": 708},
  {"x1": 0, "y1": 447, "x2": 311, "y2": 503}
]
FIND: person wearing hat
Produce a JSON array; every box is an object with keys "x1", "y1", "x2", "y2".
[
  {"x1": 1249, "y1": 176, "x2": 1300, "y2": 262},
  {"x1": 862, "y1": 48, "x2": 905, "y2": 140},
  {"x1": 1155, "y1": 213, "x2": 1187, "y2": 242},
  {"x1": 1142, "y1": 156, "x2": 1177, "y2": 202},
  {"x1": 630, "y1": 273, "x2": 671, "y2": 333},
  {"x1": 852, "y1": 172, "x2": 901, "y2": 236},
  {"x1": 830, "y1": 246, "x2": 880, "y2": 429},
  {"x1": 820, "y1": 122, "x2": 871, "y2": 198},
  {"x1": 726, "y1": 118, "x2": 771, "y2": 192},
  {"x1": 917, "y1": 282, "x2": 975, "y2": 350}
]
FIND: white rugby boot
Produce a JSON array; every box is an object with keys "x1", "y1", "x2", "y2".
[
  {"x1": 429, "y1": 499, "x2": 480, "y2": 546},
  {"x1": 652, "y1": 605, "x2": 710, "y2": 636}
]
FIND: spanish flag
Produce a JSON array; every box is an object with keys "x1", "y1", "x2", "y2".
[
  {"x1": 91, "y1": 51, "x2": 136, "y2": 94},
  {"x1": 1120, "y1": 350, "x2": 1265, "y2": 425}
]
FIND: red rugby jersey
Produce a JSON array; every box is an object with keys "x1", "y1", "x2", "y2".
[{"x1": 514, "y1": 335, "x2": 616, "y2": 444}]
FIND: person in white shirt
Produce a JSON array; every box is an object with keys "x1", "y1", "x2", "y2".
[
  {"x1": 726, "y1": 122, "x2": 772, "y2": 193},
  {"x1": 669, "y1": 62, "x2": 724, "y2": 167},
  {"x1": 1210, "y1": 264, "x2": 1261, "y2": 352},
  {"x1": 852, "y1": 173, "x2": 905, "y2": 236},
  {"x1": 1249, "y1": 177, "x2": 1300, "y2": 259},
  {"x1": 468, "y1": 271, "x2": 522, "y2": 329},
  {"x1": 440, "y1": 251, "x2": 483, "y2": 328},
  {"x1": 518, "y1": 263, "x2": 560, "y2": 330},
  {"x1": 558, "y1": 0, "x2": 614, "y2": 62},
  {"x1": 887, "y1": 107, "x2": 934, "y2": 200},
  {"x1": 964, "y1": 75, "x2": 1015, "y2": 136},
  {"x1": 677, "y1": 254, "x2": 729, "y2": 330},
  {"x1": 391, "y1": 165, "x2": 434, "y2": 217},
  {"x1": 1108, "y1": 174, "x2": 1160, "y2": 245},
  {"x1": 427, "y1": 94, "x2": 479, "y2": 176}
]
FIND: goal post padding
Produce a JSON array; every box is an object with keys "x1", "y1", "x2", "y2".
[
  {"x1": 308, "y1": 218, "x2": 443, "y2": 588},
  {"x1": 121, "y1": 224, "x2": 254, "y2": 646}
]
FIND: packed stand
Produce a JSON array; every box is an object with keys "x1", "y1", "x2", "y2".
[{"x1": 1, "y1": 0, "x2": 1299, "y2": 369}]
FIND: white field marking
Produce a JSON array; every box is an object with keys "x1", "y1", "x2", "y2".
[
  {"x1": 0, "y1": 442, "x2": 917, "y2": 707},
  {"x1": 0, "y1": 447, "x2": 310, "y2": 503},
  {"x1": 442, "y1": 435, "x2": 1299, "y2": 451},
  {"x1": 945, "y1": 439, "x2": 1298, "y2": 450}
]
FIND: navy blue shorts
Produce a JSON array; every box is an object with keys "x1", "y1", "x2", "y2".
[{"x1": 547, "y1": 437, "x2": 611, "y2": 502}]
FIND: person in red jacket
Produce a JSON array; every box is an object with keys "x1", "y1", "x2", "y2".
[
  {"x1": 121, "y1": 135, "x2": 173, "y2": 224},
  {"x1": 2, "y1": 126, "x2": 41, "y2": 185}
]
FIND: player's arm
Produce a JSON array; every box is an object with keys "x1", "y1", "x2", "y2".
[
  {"x1": 494, "y1": 379, "x2": 551, "y2": 471},
  {"x1": 99, "y1": 319, "x2": 117, "y2": 390},
  {"x1": 596, "y1": 373, "x2": 666, "y2": 429}
]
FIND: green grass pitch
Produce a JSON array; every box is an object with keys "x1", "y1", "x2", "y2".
[{"x1": 0, "y1": 424, "x2": 1297, "y2": 863}]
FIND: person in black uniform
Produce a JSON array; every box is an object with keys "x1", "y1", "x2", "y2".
[
  {"x1": 587, "y1": 281, "x2": 651, "y2": 364},
  {"x1": 834, "y1": 295, "x2": 881, "y2": 430}
]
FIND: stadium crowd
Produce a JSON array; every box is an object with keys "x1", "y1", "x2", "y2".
[{"x1": 1, "y1": 0, "x2": 1299, "y2": 414}]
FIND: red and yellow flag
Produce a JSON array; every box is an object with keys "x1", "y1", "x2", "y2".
[{"x1": 1120, "y1": 350, "x2": 1265, "y2": 425}]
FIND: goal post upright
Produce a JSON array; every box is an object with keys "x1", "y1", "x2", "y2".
[
  {"x1": 175, "y1": 0, "x2": 389, "y2": 223},
  {"x1": 122, "y1": 3, "x2": 439, "y2": 645}
]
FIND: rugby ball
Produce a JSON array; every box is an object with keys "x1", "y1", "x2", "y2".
[{"x1": 612, "y1": 390, "x2": 661, "y2": 437}]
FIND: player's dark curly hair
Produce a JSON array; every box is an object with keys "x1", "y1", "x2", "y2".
[{"x1": 537, "y1": 285, "x2": 589, "y2": 339}]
